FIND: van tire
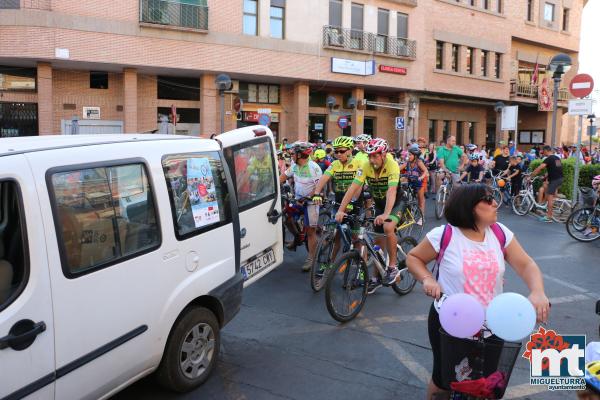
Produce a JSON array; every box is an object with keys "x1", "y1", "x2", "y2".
[{"x1": 156, "y1": 307, "x2": 220, "y2": 393}]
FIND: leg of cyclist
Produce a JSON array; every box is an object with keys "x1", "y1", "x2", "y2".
[
  {"x1": 302, "y1": 203, "x2": 320, "y2": 271},
  {"x1": 537, "y1": 180, "x2": 547, "y2": 204},
  {"x1": 417, "y1": 184, "x2": 426, "y2": 216}
]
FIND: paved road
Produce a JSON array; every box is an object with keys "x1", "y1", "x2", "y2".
[{"x1": 115, "y1": 201, "x2": 600, "y2": 400}]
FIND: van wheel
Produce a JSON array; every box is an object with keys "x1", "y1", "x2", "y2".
[{"x1": 156, "y1": 307, "x2": 220, "y2": 392}]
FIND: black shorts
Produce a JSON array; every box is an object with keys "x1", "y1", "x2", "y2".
[
  {"x1": 547, "y1": 178, "x2": 563, "y2": 196},
  {"x1": 428, "y1": 303, "x2": 505, "y2": 389},
  {"x1": 373, "y1": 197, "x2": 406, "y2": 234}
]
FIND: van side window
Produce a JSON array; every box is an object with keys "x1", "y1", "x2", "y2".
[
  {"x1": 162, "y1": 152, "x2": 231, "y2": 239},
  {"x1": 0, "y1": 181, "x2": 27, "y2": 311},
  {"x1": 50, "y1": 163, "x2": 160, "y2": 277},
  {"x1": 225, "y1": 138, "x2": 276, "y2": 210}
]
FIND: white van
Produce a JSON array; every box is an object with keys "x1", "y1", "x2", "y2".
[{"x1": 0, "y1": 126, "x2": 283, "y2": 399}]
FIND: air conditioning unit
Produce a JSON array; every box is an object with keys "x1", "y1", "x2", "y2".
[{"x1": 225, "y1": 80, "x2": 239, "y2": 94}]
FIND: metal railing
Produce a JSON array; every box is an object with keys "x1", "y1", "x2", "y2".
[
  {"x1": 140, "y1": 0, "x2": 208, "y2": 31},
  {"x1": 510, "y1": 80, "x2": 570, "y2": 101},
  {"x1": 323, "y1": 25, "x2": 416, "y2": 59}
]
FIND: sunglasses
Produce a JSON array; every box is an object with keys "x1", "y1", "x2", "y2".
[
  {"x1": 479, "y1": 194, "x2": 495, "y2": 205},
  {"x1": 334, "y1": 149, "x2": 348, "y2": 154}
]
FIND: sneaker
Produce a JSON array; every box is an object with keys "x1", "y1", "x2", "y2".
[
  {"x1": 538, "y1": 216, "x2": 553, "y2": 223},
  {"x1": 385, "y1": 267, "x2": 400, "y2": 285},
  {"x1": 302, "y1": 259, "x2": 313, "y2": 272},
  {"x1": 367, "y1": 279, "x2": 382, "y2": 295}
]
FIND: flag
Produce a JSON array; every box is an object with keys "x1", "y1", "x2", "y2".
[{"x1": 538, "y1": 77, "x2": 553, "y2": 112}]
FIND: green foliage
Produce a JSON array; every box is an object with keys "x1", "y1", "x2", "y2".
[{"x1": 528, "y1": 157, "x2": 600, "y2": 199}]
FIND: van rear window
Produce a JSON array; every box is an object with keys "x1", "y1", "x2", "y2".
[
  {"x1": 162, "y1": 152, "x2": 231, "y2": 240},
  {"x1": 50, "y1": 163, "x2": 160, "y2": 277}
]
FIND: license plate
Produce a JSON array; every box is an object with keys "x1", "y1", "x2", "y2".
[{"x1": 241, "y1": 249, "x2": 276, "y2": 280}]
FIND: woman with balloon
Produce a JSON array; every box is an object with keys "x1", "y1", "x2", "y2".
[{"x1": 406, "y1": 183, "x2": 550, "y2": 400}]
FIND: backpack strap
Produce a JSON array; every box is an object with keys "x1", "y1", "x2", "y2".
[
  {"x1": 490, "y1": 223, "x2": 507, "y2": 258},
  {"x1": 432, "y1": 224, "x2": 453, "y2": 279}
]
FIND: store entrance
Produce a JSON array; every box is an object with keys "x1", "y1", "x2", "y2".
[
  {"x1": 364, "y1": 117, "x2": 375, "y2": 137},
  {"x1": 0, "y1": 102, "x2": 38, "y2": 137},
  {"x1": 486, "y1": 123, "x2": 496, "y2": 151},
  {"x1": 309, "y1": 114, "x2": 326, "y2": 142}
]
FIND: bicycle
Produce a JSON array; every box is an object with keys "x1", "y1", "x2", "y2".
[
  {"x1": 435, "y1": 170, "x2": 455, "y2": 220},
  {"x1": 397, "y1": 177, "x2": 425, "y2": 240},
  {"x1": 324, "y1": 214, "x2": 418, "y2": 323},
  {"x1": 281, "y1": 192, "x2": 312, "y2": 251},
  {"x1": 565, "y1": 190, "x2": 600, "y2": 242},
  {"x1": 511, "y1": 175, "x2": 571, "y2": 223},
  {"x1": 486, "y1": 170, "x2": 505, "y2": 209},
  {"x1": 310, "y1": 200, "x2": 365, "y2": 292}
]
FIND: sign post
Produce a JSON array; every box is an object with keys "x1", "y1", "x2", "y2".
[
  {"x1": 501, "y1": 106, "x2": 519, "y2": 146},
  {"x1": 568, "y1": 74, "x2": 595, "y2": 205}
]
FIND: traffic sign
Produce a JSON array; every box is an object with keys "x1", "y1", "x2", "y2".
[
  {"x1": 569, "y1": 74, "x2": 594, "y2": 98},
  {"x1": 568, "y1": 99, "x2": 593, "y2": 116},
  {"x1": 337, "y1": 116, "x2": 349, "y2": 129},
  {"x1": 395, "y1": 116, "x2": 405, "y2": 130},
  {"x1": 258, "y1": 113, "x2": 271, "y2": 126},
  {"x1": 589, "y1": 125, "x2": 597, "y2": 137}
]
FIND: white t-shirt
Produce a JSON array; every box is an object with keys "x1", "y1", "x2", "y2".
[
  {"x1": 426, "y1": 223, "x2": 514, "y2": 307},
  {"x1": 285, "y1": 160, "x2": 322, "y2": 199}
]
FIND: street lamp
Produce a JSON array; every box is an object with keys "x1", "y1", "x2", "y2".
[
  {"x1": 215, "y1": 74, "x2": 232, "y2": 134},
  {"x1": 548, "y1": 53, "x2": 572, "y2": 147}
]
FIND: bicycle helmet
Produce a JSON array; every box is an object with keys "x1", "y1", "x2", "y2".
[
  {"x1": 292, "y1": 141, "x2": 313, "y2": 156},
  {"x1": 365, "y1": 138, "x2": 389, "y2": 155},
  {"x1": 355, "y1": 134, "x2": 372, "y2": 143},
  {"x1": 585, "y1": 361, "x2": 600, "y2": 394},
  {"x1": 469, "y1": 153, "x2": 479, "y2": 161},
  {"x1": 314, "y1": 149, "x2": 326, "y2": 159},
  {"x1": 408, "y1": 146, "x2": 421, "y2": 156},
  {"x1": 466, "y1": 144, "x2": 477, "y2": 151},
  {"x1": 332, "y1": 136, "x2": 355, "y2": 149}
]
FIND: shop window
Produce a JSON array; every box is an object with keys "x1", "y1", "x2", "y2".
[
  {"x1": 243, "y1": 0, "x2": 258, "y2": 35},
  {"x1": 90, "y1": 72, "x2": 108, "y2": 89},
  {"x1": 456, "y1": 122, "x2": 464, "y2": 145},
  {"x1": 0, "y1": 66, "x2": 36, "y2": 91},
  {"x1": 163, "y1": 152, "x2": 231, "y2": 239},
  {"x1": 270, "y1": 0, "x2": 285, "y2": 39},
  {"x1": 50, "y1": 163, "x2": 160, "y2": 277},
  {"x1": 239, "y1": 83, "x2": 279, "y2": 104},
  {"x1": 309, "y1": 91, "x2": 327, "y2": 107},
  {"x1": 0, "y1": 181, "x2": 28, "y2": 311},
  {"x1": 157, "y1": 76, "x2": 200, "y2": 101},
  {"x1": 157, "y1": 107, "x2": 200, "y2": 124},
  {"x1": 224, "y1": 138, "x2": 276, "y2": 210},
  {"x1": 436, "y1": 41, "x2": 444, "y2": 70}
]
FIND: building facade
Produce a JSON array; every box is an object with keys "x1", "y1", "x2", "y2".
[{"x1": 0, "y1": 0, "x2": 588, "y2": 148}]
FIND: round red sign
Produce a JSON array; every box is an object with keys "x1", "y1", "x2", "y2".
[
  {"x1": 569, "y1": 74, "x2": 595, "y2": 98},
  {"x1": 337, "y1": 116, "x2": 349, "y2": 129}
]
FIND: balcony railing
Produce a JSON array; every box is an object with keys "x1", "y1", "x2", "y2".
[
  {"x1": 140, "y1": 0, "x2": 208, "y2": 31},
  {"x1": 323, "y1": 25, "x2": 416, "y2": 59},
  {"x1": 510, "y1": 80, "x2": 570, "y2": 101}
]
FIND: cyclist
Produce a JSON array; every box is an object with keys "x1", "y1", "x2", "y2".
[
  {"x1": 353, "y1": 134, "x2": 372, "y2": 164},
  {"x1": 529, "y1": 145, "x2": 563, "y2": 223},
  {"x1": 400, "y1": 145, "x2": 428, "y2": 216},
  {"x1": 313, "y1": 136, "x2": 362, "y2": 264},
  {"x1": 336, "y1": 138, "x2": 403, "y2": 292},
  {"x1": 313, "y1": 149, "x2": 331, "y2": 173},
  {"x1": 459, "y1": 153, "x2": 485, "y2": 183},
  {"x1": 436, "y1": 135, "x2": 464, "y2": 188},
  {"x1": 279, "y1": 141, "x2": 323, "y2": 271}
]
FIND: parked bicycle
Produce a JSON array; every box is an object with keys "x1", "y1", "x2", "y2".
[
  {"x1": 511, "y1": 175, "x2": 571, "y2": 223},
  {"x1": 566, "y1": 187, "x2": 600, "y2": 242},
  {"x1": 324, "y1": 213, "x2": 418, "y2": 323}
]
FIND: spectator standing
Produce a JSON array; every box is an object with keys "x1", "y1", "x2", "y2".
[{"x1": 530, "y1": 145, "x2": 563, "y2": 223}]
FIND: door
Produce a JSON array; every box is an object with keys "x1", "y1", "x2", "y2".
[
  {"x1": 309, "y1": 114, "x2": 326, "y2": 142},
  {"x1": 0, "y1": 102, "x2": 38, "y2": 137},
  {"x1": 218, "y1": 126, "x2": 283, "y2": 287},
  {"x1": 0, "y1": 155, "x2": 54, "y2": 399}
]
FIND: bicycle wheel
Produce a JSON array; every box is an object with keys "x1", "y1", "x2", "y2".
[
  {"x1": 325, "y1": 251, "x2": 368, "y2": 323},
  {"x1": 492, "y1": 188, "x2": 503, "y2": 208},
  {"x1": 566, "y1": 207, "x2": 600, "y2": 242},
  {"x1": 310, "y1": 231, "x2": 335, "y2": 292},
  {"x1": 392, "y1": 236, "x2": 418, "y2": 295},
  {"x1": 551, "y1": 199, "x2": 571, "y2": 223},
  {"x1": 403, "y1": 207, "x2": 424, "y2": 240},
  {"x1": 435, "y1": 187, "x2": 446, "y2": 220},
  {"x1": 318, "y1": 209, "x2": 331, "y2": 233},
  {"x1": 512, "y1": 194, "x2": 532, "y2": 216}
]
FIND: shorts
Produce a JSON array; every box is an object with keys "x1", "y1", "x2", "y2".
[
  {"x1": 373, "y1": 197, "x2": 406, "y2": 234},
  {"x1": 303, "y1": 203, "x2": 320, "y2": 227},
  {"x1": 428, "y1": 303, "x2": 504, "y2": 389},
  {"x1": 546, "y1": 178, "x2": 563, "y2": 196}
]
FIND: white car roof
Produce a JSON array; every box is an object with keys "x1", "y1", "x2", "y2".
[{"x1": 0, "y1": 134, "x2": 211, "y2": 157}]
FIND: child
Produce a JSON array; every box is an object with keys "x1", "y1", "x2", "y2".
[
  {"x1": 506, "y1": 156, "x2": 523, "y2": 197},
  {"x1": 460, "y1": 154, "x2": 484, "y2": 183}
]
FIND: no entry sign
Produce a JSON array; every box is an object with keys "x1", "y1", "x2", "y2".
[
  {"x1": 337, "y1": 116, "x2": 349, "y2": 129},
  {"x1": 569, "y1": 74, "x2": 594, "y2": 98}
]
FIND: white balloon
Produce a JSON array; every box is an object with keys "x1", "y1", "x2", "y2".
[{"x1": 486, "y1": 292, "x2": 536, "y2": 342}]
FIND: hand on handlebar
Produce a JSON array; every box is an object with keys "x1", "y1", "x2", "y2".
[
  {"x1": 335, "y1": 210, "x2": 346, "y2": 223},
  {"x1": 312, "y1": 194, "x2": 323, "y2": 205}
]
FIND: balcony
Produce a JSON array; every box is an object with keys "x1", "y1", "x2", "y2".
[
  {"x1": 322, "y1": 25, "x2": 416, "y2": 59},
  {"x1": 510, "y1": 80, "x2": 570, "y2": 101},
  {"x1": 140, "y1": 0, "x2": 208, "y2": 31}
]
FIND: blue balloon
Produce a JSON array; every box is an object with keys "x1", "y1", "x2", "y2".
[{"x1": 486, "y1": 292, "x2": 536, "y2": 341}]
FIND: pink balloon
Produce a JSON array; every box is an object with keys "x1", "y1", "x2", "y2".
[{"x1": 439, "y1": 293, "x2": 485, "y2": 339}]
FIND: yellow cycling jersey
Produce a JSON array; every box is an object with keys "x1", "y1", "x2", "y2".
[
  {"x1": 353, "y1": 154, "x2": 400, "y2": 200},
  {"x1": 324, "y1": 158, "x2": 363, "y2": 194}
]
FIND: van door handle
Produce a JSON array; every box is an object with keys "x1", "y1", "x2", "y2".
[
  {"x1": 0, "y1": 320, "x2": 46, "y2": 351},
  {"x1": 267, "y1": 209, "x2": 282, "y2": 224}
]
